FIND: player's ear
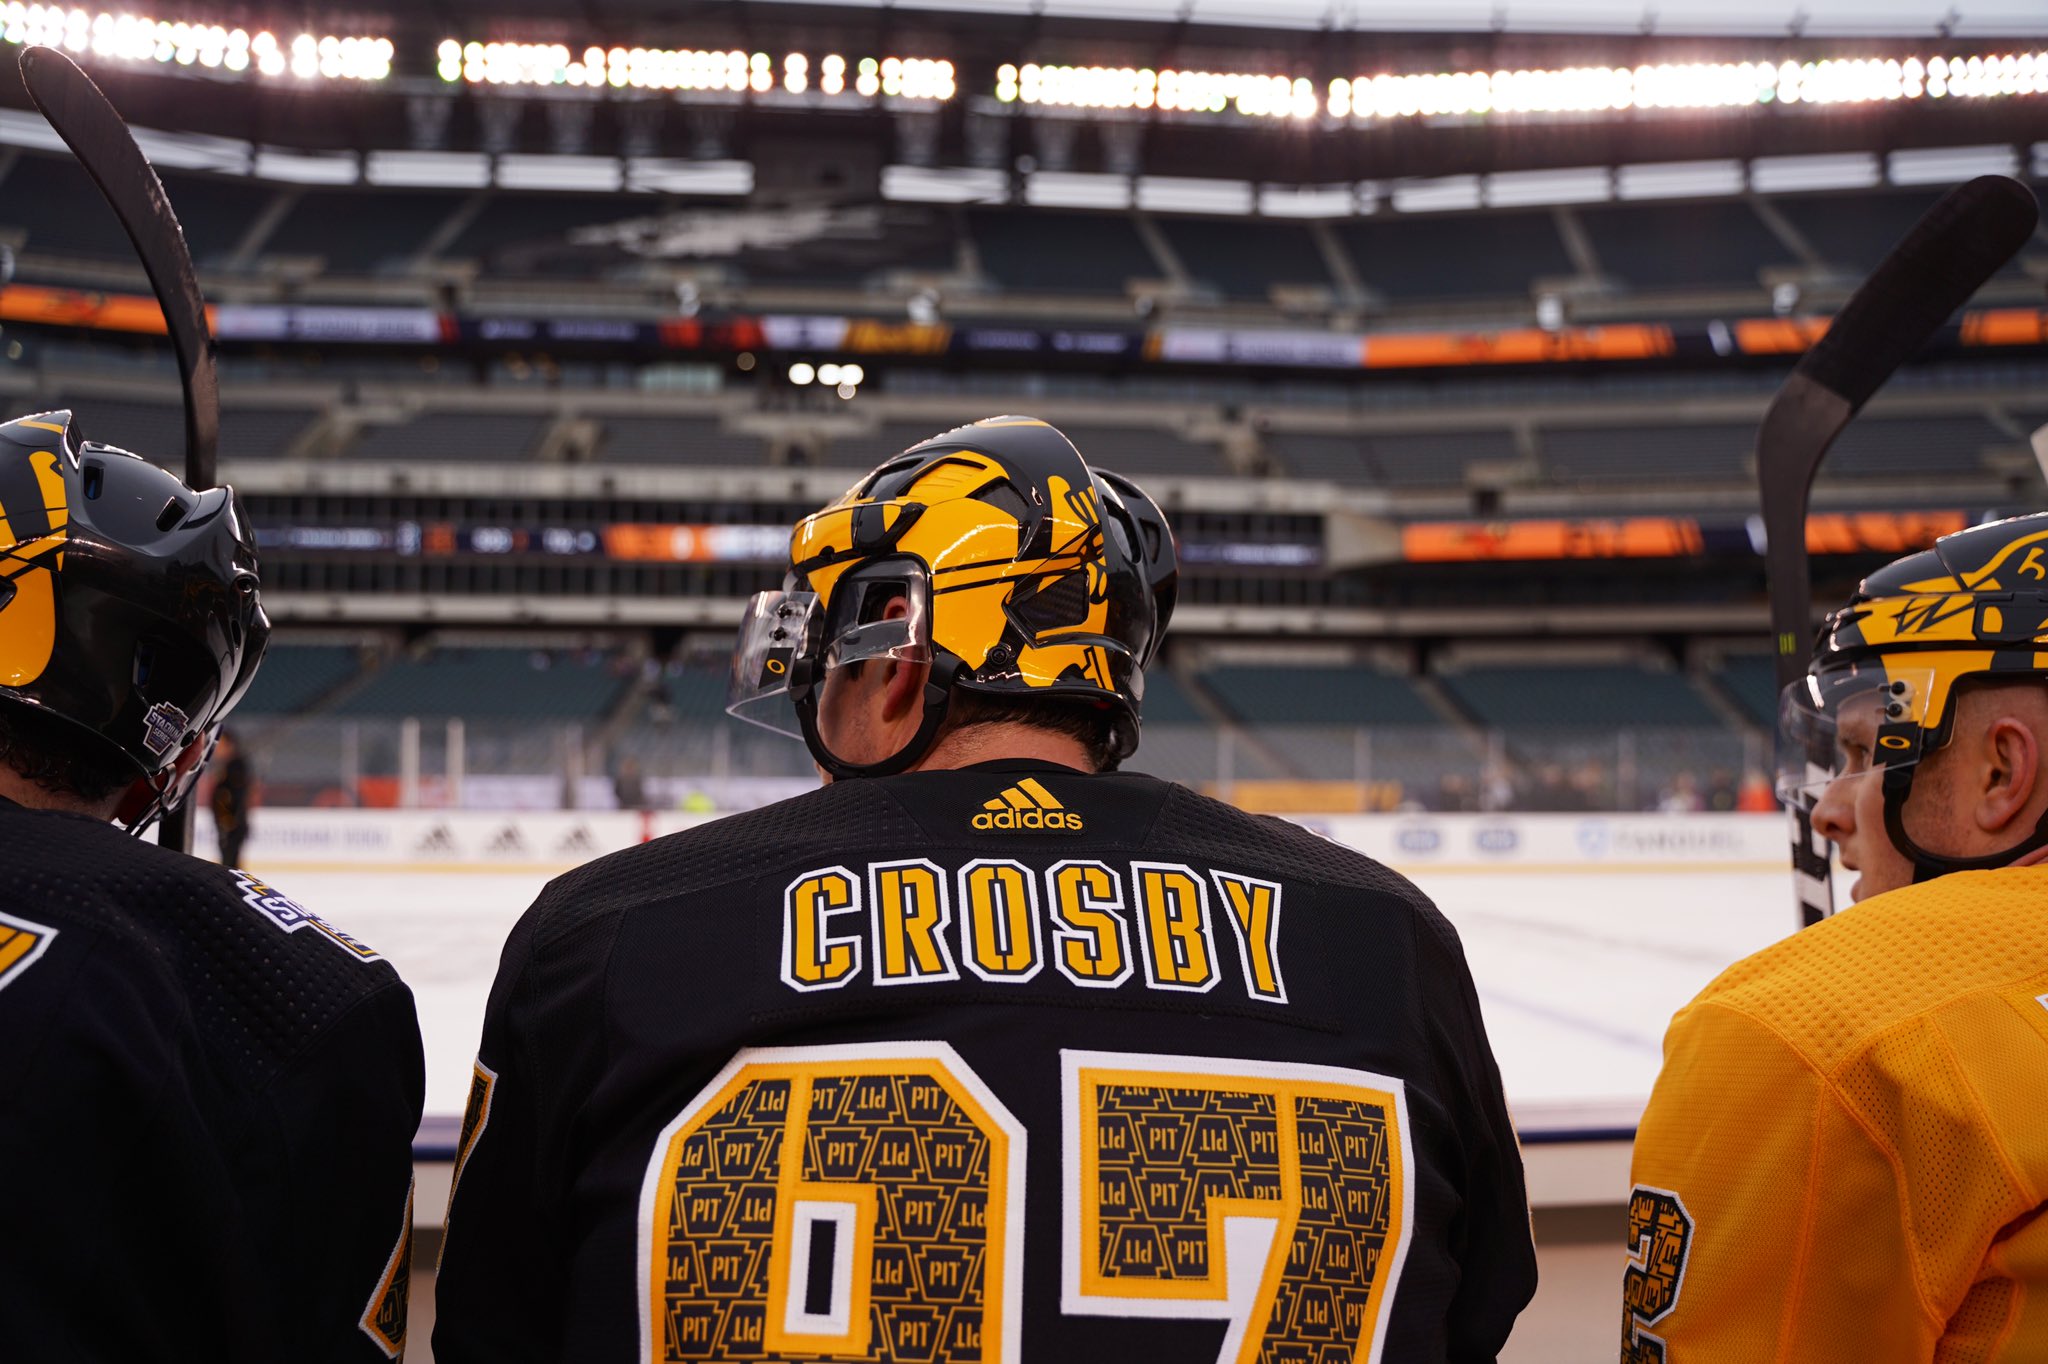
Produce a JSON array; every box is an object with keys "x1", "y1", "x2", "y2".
[
  {"x1": 1975, "y1": 713, "x2": 2041, "y2": 835},
  {"x1": 874, "y1": 595, "x2": 928, "y2": 725},
  {"x1": 878, "y1": 652, "x2": 930, "y2": 724}
]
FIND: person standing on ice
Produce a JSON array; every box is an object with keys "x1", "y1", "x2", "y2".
[
  {"x1": 1627, "y1": 513, "x2": 2048, "y2": 1361},
  {"x1": 0, "y1": 412, "x2": 424, "y2": 1361},
  {"x1": 434, "y1": 417, "x2": 1536, "y2": 1362}
]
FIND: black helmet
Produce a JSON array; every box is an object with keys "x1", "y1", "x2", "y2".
[
  {"x1": 729, "y1": 416, "x2": 1179, "y2": 778},
  {"x1": 0, "y1": 410, "x2": 269, "y2": 825}
]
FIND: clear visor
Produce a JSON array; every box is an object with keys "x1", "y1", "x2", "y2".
[
  {"x1": 1776, "y1": 663, "x2": 1936, "y2": 811},
  {"x1": 725, "y1": 574, "x2": 932, "y2": 737}
]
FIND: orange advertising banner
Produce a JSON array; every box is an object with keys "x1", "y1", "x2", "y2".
[
  {"x1": 1803, "y1": 511, "x2": 1968, "y2": 554},
  {"x1": 1405, "y1": 517, "x2": 1705, "y2": 561},
  {"x1": 0, "y1": 283, "x2": 209, "y2": 334},
  {"x1": 1960, "y1": 309, "x2": 2048, "y2": 348},
  {"x1": 1365, "y1": 324, "x2": 1675, "y2": 369}
]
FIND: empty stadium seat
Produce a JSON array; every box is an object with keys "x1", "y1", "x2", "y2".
[
  {"x1": 1541, "y1": 423, "x2": 1754, "y2": 484},
  {"x1": 439, "y1": 192, "x2": 637, "y2": 276},
  {"x1": 1773, "y1": 189, "x2": 2027, "y2": 280},
  {"x1": 600, "y1": 417, "x2": 767, "y2": 466},
  {"x1": 966, "y1": 209, "x2": 1160, "y2": 294},
  {"x1": 1336, "y1": 211, "x2": 1571, "y2": 302},
  {"x1": 1439, "y1": 663, "x2": 1719, "y2": 729},
  {"x1": 0, "y1": 153, "x2": 151, "y2": 262},
  {"x1": 1201, "y1": 664, "x2": 1440, "y2": 727},
  {"x1": 264, "y1": 189, "x2": 470, "y2": 273},
  {"x1": 1138, "y1": 669, "x2": 1205, "y2": 726},
  {"x1": 1577, "y1": 200, "x2": 1789, "y2": 291},
  {"x1": 332, "y1": 648, "x2": 626, "y2": 718},
  {"x1": 221, "y1": 407, "x2": 323, "y2": 460},
  {"x1": 349, "y1": 411, "x2": 548, "y2": 462},
  {"x1": 1715, "y1": 655, "x2": 1779, "y2": 729},
  {"x1": 236, "y1": 644, "x2": 362, "y2": 714},
  {"x1": 1261, "y1": 432, "x2": 1373, "y2": 483},
  {"x1": 1825, "y1": 414, "x2": 2004, "y2": 478},
  {"x1": 1366, "y1": 430, "x2": 1520, "y2": 488},
  {"x1": 1058, "y1": 425, "x2": 1227, "y2": 480},
  {"x1": 1156, "y1": 219, "x2": 1335, "y2": 301}
]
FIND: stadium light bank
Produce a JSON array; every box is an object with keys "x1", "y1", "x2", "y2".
[
  {"x1": 0, "y1": 4, "x2": 391, "y2": 80},
  {"x1": 437, "y1": 42, "x2": 955, "y2": 99},
  {"x1": 999, "y1": 54, "x2": 2048, "y2": 118}
]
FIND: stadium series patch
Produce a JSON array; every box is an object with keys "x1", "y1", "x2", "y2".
[
  {"x1": 0, "y1": 910, "x2": 57, "y2": 993},
  {"x1": 233, "y1": 870, "x2": 383, "y2": 962}
]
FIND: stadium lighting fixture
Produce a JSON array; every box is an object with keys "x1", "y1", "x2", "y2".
[
  {"x1": 0, "y1": 5, "x2": 391, "y2": 80},
  {"x1": 436, "y1": 40, "x2": 951, "y2": 99},
  {"x1": 1321, "y1": 54, "x2": 2047, "y2": 120},
  {"x1": 837, "y1": 382, "x2": 858, "y2": 400},
  {"x1": 817, "y1": 362, "x2": 843, "y2": 385},
  {"x1": 993, "y1": 51, "x2": 2045, "y2": 119},
  {"x1": 788, "y1": 362, "x2": 816, "y2": 386},
  {"x1": 998, "y1": 62, "x2": 1315, "y2": 118}
]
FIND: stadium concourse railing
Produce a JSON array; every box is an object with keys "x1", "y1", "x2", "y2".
[{"x1": 228, "y1": 715, "x2": 1774, "y2": 815}]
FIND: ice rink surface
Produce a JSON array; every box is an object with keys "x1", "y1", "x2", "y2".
[{"x1": 277, "y1": 860, "x2": 1800, "y2": 1131}]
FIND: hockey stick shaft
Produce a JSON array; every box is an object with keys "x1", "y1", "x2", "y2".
[
  {"x1": 19, "y1": 46, "x2": 218, "y2": 488},
  {"x1": 20, "y1": 47, "x2": 221, "y2": 853},
  {"x1": 1757, "y1": 174, "x2": 2039, "y2": 924}
]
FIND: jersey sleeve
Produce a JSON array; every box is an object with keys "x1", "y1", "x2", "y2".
[
  {"x1": 1413, "y1": 910, "x2": 1539, "y2": 1360},
  {"x1": 1627, "y1": 1000, "x2": 1979, "y2": 1359},
  {"x1": 431, "y1": 905, "x2": 555, "y2": 1364},
  {"x1": 434, "y1": 892, "x2": 620, "y2": 1364},
  {"x1": 258, "y1": 978, "x2": 427, "y2": 1362}
]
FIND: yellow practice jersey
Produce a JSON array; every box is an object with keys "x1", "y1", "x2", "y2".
[{"x1": 1627, "y1": 867, "x2": 2048, "y2": 1362}]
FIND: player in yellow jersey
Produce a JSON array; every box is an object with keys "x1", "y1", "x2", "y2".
[{"x1": 1626, "y1": 511, "x2": 2048, "y2": 1362}]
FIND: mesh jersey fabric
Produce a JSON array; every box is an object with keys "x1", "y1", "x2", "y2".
[
  {"x1": 0, "y1": 796, "x2": 425, "y2": 1362},
  {"x1": 433, "y1": 760, "x2": 1536, "y2": 1363},
  {"x1": 1628, "y1": 867, "x2": 2048, "y2": 1362}
]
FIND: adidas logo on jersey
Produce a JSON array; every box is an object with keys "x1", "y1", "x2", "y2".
[{"x1": 973, "y1": 777, "x2": 1082, "y2": 832}]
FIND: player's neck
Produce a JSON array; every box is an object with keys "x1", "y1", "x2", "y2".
[
  {"x1": 0, "y1": 766, "x2": 123, "y2": 821},
  {"x1": 909, "y1": 722, "x2": 1095, "y2": 775}
]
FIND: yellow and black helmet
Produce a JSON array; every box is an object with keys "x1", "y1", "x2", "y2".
[
  {"x1": 0, "y1": 410, "x2": 269, "y2": 828},
  {"x1": 1782, "y1": 510, "x2": 2048, "y2": 879},
  {"x1": 729, "y1": 416, "x2": 1177, "y2": 777}
]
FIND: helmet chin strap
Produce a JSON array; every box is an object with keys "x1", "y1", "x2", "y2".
[
  {"x1": 794, "y1": 656, "x2": 962, "y2": 781},
  {"x1": 1880, "y1": 763, "x2": 2048, "y2": 883}
]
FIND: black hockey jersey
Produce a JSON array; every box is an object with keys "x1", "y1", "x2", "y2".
[
  {"x1": 0, "y1": 796, "x2": 424, "y2": 1361},
  {"x1": 434, "y1": 761, "x2": 1536, "y2": 1362}
]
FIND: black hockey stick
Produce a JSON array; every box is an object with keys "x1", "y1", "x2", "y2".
[
  {"x1": 21, "y1": 46, "x2": 221, "y2": 851},
  {"x1": 1758, "y1": 173, "x2": 2038, "y2": 927}
]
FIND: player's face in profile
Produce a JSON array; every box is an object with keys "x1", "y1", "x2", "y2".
[{"x1": 1810, "y1": 691, "x2": 1917, "y2": 903}]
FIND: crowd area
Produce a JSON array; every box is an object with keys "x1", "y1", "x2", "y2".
[{"x1": 1423, "y1": 761, "x2": 1779, "y2": 814}]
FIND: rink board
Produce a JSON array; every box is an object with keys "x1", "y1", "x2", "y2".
[{"x1": 210, "y1": 808, "x2": 1803, "y2": 1149}]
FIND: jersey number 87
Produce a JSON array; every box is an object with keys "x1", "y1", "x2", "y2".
[{"x1": 635, "y1": 1043, "x2": 1415, "y2": 1364}]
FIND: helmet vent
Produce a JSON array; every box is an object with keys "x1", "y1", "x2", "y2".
[
  {"x1": 155, "y1": 497, "x2": 189, "y2": 532},
  {"x1": 969, "y1": 480, "x2": 1030, "y2": 524},
  {"x1": 1009, "y1": 569, "x2": 1092, "y2": 635},
  {"x1": 82, "y1": 462, "x2": 104, "y2": 500}
]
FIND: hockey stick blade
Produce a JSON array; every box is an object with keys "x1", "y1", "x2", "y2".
[
  {"x1": 19, "y1": 46, "x2": 218, "y2": 487},
  {"x1": 1757, "y1": 173, "x2": 2040, "y2": 925},
  {"x1": 21, "y1": 46, "x2": 221, "y2": 855}
]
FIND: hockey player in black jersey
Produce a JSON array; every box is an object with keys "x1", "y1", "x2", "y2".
[
  {"x1": 0, "y1": 412, "x2": 424, "y2": 1361},
  {"x1": 435, "y1": 417, "x2": 1536, "y2": 1362}
]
